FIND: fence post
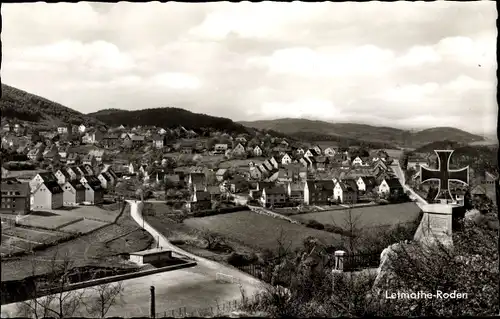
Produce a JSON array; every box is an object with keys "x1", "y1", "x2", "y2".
[
  {"x1": 150, "y1": 286, "x2": 155, "y2": 319},
  {"x1": 334, "y1": 250, "x2": 346, "y2": 272}
]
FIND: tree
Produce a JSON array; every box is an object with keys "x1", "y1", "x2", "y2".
[
  {"x1": 17, "y1": 250, "x2": 86, "y2": 319},
  {"x1": 82, "y1": 282, "x2": 124, "y2": 318}
]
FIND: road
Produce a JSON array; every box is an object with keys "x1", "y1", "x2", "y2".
[
  {"x1": 390, "y1": 163, "x2": 428, "y2": 207},
  {"x1": 1, "y1": 200, "x2": 267, "y2": 318}
]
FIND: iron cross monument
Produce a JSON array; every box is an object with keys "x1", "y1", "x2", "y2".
[{"x1": 420, "y1": 150, "x2": 469, "y2": 201}]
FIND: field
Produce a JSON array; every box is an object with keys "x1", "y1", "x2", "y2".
[
  {"x1": 59, "y1": 219, "x2": 109, "y2": 233},
  {"x1": 2, "y1": 226, "x2": 67, "y2": 243},
  {"x1": 183, "y1": 210, "x2": 341, "y2": 251},
  {"x1": 16, "y1": 212, "x2": 82, "y2": 230},
  {"x1": 1, "y1": 205, "x2": 154, "y2": 281},
  {"x1": 384, "y1": 148, "x2": 404, "y2": 159},
  {"x1": 294, "y1": 202, "x2": 422, "y2": 228},
  {"x1": 219, "y1": 157, "x2": 265, "y2": 169}
]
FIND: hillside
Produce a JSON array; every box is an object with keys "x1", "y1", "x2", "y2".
[
  {"x1": 0, "y1": 84, "x2": 103, "y2": 127},
  {"x1": 239, "y1": 118, "x2": 484, "y2": 147},
  {"x1": 88, "y1": 107, "x2": 250, "y2": 134}
]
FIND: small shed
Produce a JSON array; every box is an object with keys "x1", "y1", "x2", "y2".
[{"x1": 129, "y1": 247, "x2": 173, "y2": 265}]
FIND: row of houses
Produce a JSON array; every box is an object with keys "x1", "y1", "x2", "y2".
[
  {"x1": 246, "y1": 171, "x2": 404, "y2": 208},
  {"x1": 0, "y1": 164, "x2": 118, "y2": 214}
]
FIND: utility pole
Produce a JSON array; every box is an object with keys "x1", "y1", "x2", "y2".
[{"x1": 150, "y1": 285, "x2": 156, "y2": 319}]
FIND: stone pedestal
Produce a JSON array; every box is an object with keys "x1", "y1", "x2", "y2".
[{"x1": 414, "y1": 203, "x2": 460, "y2": 246}]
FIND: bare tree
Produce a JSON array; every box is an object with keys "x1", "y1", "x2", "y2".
[
  {"x1": 82, "y1": 282, "x2": 125, "y2": 318},
  {"x1": 17, "y1": 249, "x2": 86, "y2": 318},
  {"x1": 331, "y1": 205, "x2": 363, "y2": 254}
]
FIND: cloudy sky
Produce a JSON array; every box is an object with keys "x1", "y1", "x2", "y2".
[{"x1": 2, "y1": 2, "x2": 497, "y2": 135}]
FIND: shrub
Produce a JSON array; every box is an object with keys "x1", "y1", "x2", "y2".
[{"x1": 305, "y1": 219, "x2": 325, "y2": 230}]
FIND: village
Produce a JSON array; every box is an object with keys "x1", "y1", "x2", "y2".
[{"x1": 0, "y1": 121, "x2": 420, "y2": 215}]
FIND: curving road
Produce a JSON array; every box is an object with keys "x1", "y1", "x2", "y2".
[
  {"x1": 390, "y1": 163, "x2": 428, "y2": 207},
  {"x1": 1, "y1": 200, "x2": 267, "y2": 318}
]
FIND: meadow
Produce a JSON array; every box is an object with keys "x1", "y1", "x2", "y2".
[
  {"x1": 183, "y1": 210, "x2": 342, "y2": 251},
  {"x1": 294, "y1": 202, "x2": 422, "y2": 228}
]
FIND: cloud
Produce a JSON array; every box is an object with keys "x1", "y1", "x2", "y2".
[
  {"x1": 149, "y1": 73, "x2": 202, "y2": 90},
  {"x1": 248, "y1": 45, "x2": 396, "y2": 78},
  {"x1": 1, "y1": 2, "x2": 496, "y2": 135}
]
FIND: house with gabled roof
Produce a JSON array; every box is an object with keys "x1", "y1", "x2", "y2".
[
  {"x1": 187, "y1": 191, "x2": 211, "y2": 211},
  {"x1": 253, "y1": 145, "x2": 263, "y2": 157},
  {"x1": 304, "y1": 180, "x2": 335, "y2": 205},
  {"x1": 30, "y1": 172, "x2": 58, "y2": 193},
  {"x1": 215, "y1": 168, "x2": 229, "y2": 182},
  {"x1": 188, "y1": 172, "x2": 206, "y2": 191},
  {"x1": 333, "y1": 181, "x2": 358, "y2": 204},
  {"x1": 80, "y1": 175, "x2": 104, "y2": 204},
  {"x1": 54, "y1": 169, "x2": 72, "y2": 186},
  {"x1": 232, "y1": 143, "x2": 246, "y2": 157},
  {"x1": 280, "y1": 153, "x2": 293, "y2": 166},
  {"x1": 32, "y1": 181, "x2": 63, "y2": 209},
  {"x1": 97, "y1": 171, "x2": 114, "y2": 189},
  {"x1": 356, "y1": 176, "x2": 377, "y2": 193},
  {"x1": 378, "y1": 178, "x2": 404, "y2": 197},
  {"x1": 62, "y1": 180, "x2": 85, "y2": 206},
  {"x1": 260, "y1": 187, "x2": 287, "y2": 208},
  {"x1": 304, "y1": 149, "x2": 319, "y2": 158},
  {"x1": 324, "y1": 147, "x2": 336, "y2": 157}
]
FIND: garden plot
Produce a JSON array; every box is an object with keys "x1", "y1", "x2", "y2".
[
  {"x1": 59, "y1": 219, "x2": 109, "y2": 234},
  {"x1": 16, "y1": 212, "x2": 82, "y2": 230},
  {"x1": 2, "y1": 227, "x2": 66, "y2": 243}
]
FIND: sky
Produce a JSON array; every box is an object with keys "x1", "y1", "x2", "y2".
[{"x1": 2, "y1": 1, "x2": 497, "y2": 135}]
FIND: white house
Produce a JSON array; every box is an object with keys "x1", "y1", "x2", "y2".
[
  {"x1": 78, "y1": 124, "x2": 86, "y2": 133},
  {"x1": 333, "y1": 182, "x2": 358, "y2": 204},
  {"x1": 260, "y1": 187, "x2": 287, "y2": 207},
  {"x1": 324, "y1": 148, "x2": 336, "y2": 156},
  {"x1": 356, "y1": 176, "x2": 377, "y2": 193},
  {"x1": 253, "y1": 145, "x2": 263, "y2": 157},
  {"x1": 304, "y1": 149, "x2": 316, "y2": 158},
  {"x1": 352, "y1": 156, "x2": 364, "y2": 166},
  {"x1": 378, "y1": 178, "x2": 404, "y2": 196},
  {"x1": 281, "y1": 153, "x2": 293, "y2": 165}
]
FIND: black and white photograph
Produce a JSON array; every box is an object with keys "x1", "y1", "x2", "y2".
[{"x1": 0, "y1": 1, "x2": 498, "y2": 317}]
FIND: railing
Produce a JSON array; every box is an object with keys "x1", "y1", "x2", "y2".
[
  {"x1": 343, "y1": 253, "x2": 380, "y2": 271},
  {"x1": 156, "y1": 296, "x2": 259, "y2": 318}
]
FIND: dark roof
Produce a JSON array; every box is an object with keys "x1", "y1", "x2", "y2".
[
  {"x1": 194, "y1": 191, "x2": 211, "y2": 201},
  {"x1": 57, "y1": 169, "x2": 71, "y2": 179},
  {"x1": 385, "y1": 178, "x2": 403, "y2": 189},
  {"x1": 342, "y1": 178, "x2": 358, "y2": 191},
  {"x1": 100, "y1": 172, "x2": 113, "y2": 181},
  {"x1": 67, "y1": 180, "x2": 85, "y2": 190},
  {"x1": 360, "y1": 176, "x2": 377, "y2": 186},
  {"x1": 38, "y1": 172, "x2": 58, "y2": 183},
  {"x1": 87, "y1": 182, "x2": 103, "y2": 192},
  {"x1": 337, "y1": 181, "x2": 356, "y2": 192},
  {"x1": 258, "y1": 182, "x2": 275, "y2": 189},
  {"x1": 43, "y1": 181, "x2": 63, "y2": 194},
  {"x1": 306, "y1": 180, "x2": 335, "y2": 191}
]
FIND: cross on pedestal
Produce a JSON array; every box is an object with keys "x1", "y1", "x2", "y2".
[{"x1": 420, "y1": 150, "x2": 469, "y2": 201}]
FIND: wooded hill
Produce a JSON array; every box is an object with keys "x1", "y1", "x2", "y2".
[
  {"x1": 88, "y1": 107, "x2": 250, "y2": 134},
  {"x1": 0, "y1": 84, "x2": 103, "y2": 127},
  {"x1": 240, "y1": 118, "x2": 485, "y2": 148}
]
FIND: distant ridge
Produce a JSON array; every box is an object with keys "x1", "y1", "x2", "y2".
[{"x1": 239, "y1": 118, "x2": 484, "y2": 148}]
